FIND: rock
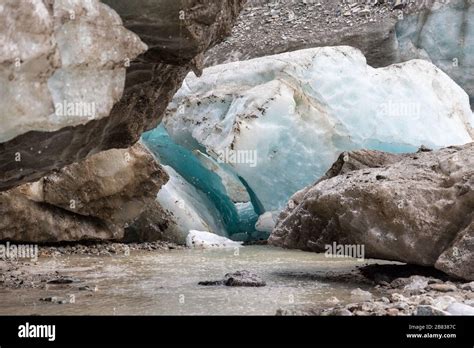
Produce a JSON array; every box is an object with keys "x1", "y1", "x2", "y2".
[
  {"x1": 419, "y1": 296, "x2": 434, "y2": 306},
  {"x1": 39, "y1": 296, "x2": 69, "y2": 304},
  {"x1": 446, "y1": 302, "x2": 474, "y2": 316},
  {"x1": 351, "y1": 288, "x2": 373, "y2": 301},
  {"x1": 206, "y1": 0, "x2": 411, "y2": 69},
  {"x1": 432, "y1": 296, "x2": 458, "y2": 310},
  {"x1": 390, "y1": 293, "x2": 408, "y2": 303},
  {"x1": 428, "y1": 278, "x2": 444, "y2": 285},
  {"x1": 402, "y1": 276, "x2": 429, "y2": 294},
  {"x1": 185, "y1": 230, "x2": 243, "y2": 249},
  {"x1": 326, "y1": 308, "x2": 353, "y2": 316},
  {"x1": 224, "y1": 270, "x2": 266, "y2": 287},
  {"x1": 32, "y1": 144, "x2": 167, "y2": 225},
  {"x1": 40, "y1": 297, "x2": 59, "y2": 303},
  {"x1": 428, "y1": 284, "x2": 458, "y2": 293},
  {"x1": 0, "y1": 144, "x2": 168, "y2": 242},
  {"x1": 435, "y1": 222, "x2": 474, "y2": 281},
  {"x1": 387, "y1": 308, "x2": 400, "y2": 316},
  {"x1": 198, "y1": 280, "x2": 225, "y2": 286},
  {"x1": 326, "y1": 297, "x2": 341, "y2": 306},
  {"x1": 47, "y1": 278, "x2": 77, "y2": 285},
  {"x1": 270, "y1": 143, "x2": 474, "y2": 281},
  {"x1": 416, "y1": 305, "x2": 450, "y2": 316},
  {"x1": 199, "y1": 270, "x2": 266, "y2": 287},
  {"x1": 0, "y1": 191, "x2": 117, "y2": 242},
  {"x1": 392, "y1": 0, "x2": 407, "y2": 10},
  {"x1": 0, "y1": 0, "x2": 146, "y2": 145},
  {"x1": 0, "y1": 0, "x2": 245, "y2": 191},
  {"x1": 461, "y1": 282, "x2": 474, "y2": 292},
  {"x1": 390, "y1": 275, "x2": 429, "y2": 290},
  {"x1": 279, "y1": 149, "x2": 407, "y2": 225},
  {"x1": 164, "y1": 46, "x2": 473, "y2": 212}
]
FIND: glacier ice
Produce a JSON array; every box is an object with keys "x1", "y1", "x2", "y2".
[
  {"x1": 155, "y1": 165, "x2": 227, "y2": 243},
  {"x1": 396, "y1": 0, "x2": 474, "y2": 106},
  {"x1": 163, "y1": 46, "x2": 474, "y2": 211},
  {"x1": 186, "y1": 230, "x2": 244, "y2": 249},
  {"x1": 0, "y1": 0, "x2": 146, "y2": 143},
  {"x1": 255, "y1": 212, "x2": 279, "y2": 233},
  {"x1": 142, "y1": 125, "x2": 263, "y2": 240}
]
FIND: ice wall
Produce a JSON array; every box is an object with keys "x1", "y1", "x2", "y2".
[
  {"x1": 396, "y1": 0, "x2": 474, "y2": 106},
  {"x1": 163, "y1": 46, "x2": 474, "y2": 211}
]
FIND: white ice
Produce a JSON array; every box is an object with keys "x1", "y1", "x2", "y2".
[
  {"x1": 185, "y1": 230, "x2": 243, "y2": 249},
  {"x1": 164, "y1": 46, "x2": 474, "y2": 211}
]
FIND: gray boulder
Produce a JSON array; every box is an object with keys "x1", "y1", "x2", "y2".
[
  {"x1": 270, "y1": 143, "x2": 474, "y2": 280},
  {"x1": 0, "y1": 144, "x2": 168, "y2": 242}
]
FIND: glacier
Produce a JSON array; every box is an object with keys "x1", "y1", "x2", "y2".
[
  {"x1": 142, "y1": 125, "x2": 268, "y2": 241},
  {"x1": 163, "y1": 46, "x2": 474, "y2": 213},
  {"x1": 396, "y1": 0, "x2": 474, "y2": 106},
  {"x1": 155, "y1": 165, "x2": 227, "y2": 243}
]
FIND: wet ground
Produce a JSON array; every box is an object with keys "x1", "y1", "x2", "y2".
[{"x1": 0, "y1": 245, "x2": 387, "y2": 315}]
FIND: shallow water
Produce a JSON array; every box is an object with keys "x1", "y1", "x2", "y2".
[{"x1": 0, "y1": 246, "x2": 384, "y2": 315}]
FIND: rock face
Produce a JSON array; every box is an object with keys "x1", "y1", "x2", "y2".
[
  {"x1": 205, "y1": 0, "x2": 419, "y2": 68},
  {"x1": 0, "y1": 144, "x2": 168, "y2": 242},
  {"x1": 0, "y1": 0, "x2": 245, "y2": 191},
  {"x1": 164, "y1": 46, "x2": 473, "y2": 211},
  {"x1": 269, "y1": 143, "x2": 474, "y2": 280}
]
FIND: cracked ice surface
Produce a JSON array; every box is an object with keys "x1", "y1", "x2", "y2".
[
  {"x1": 164, "y1": 46, "x2": 474, "y2": 211},
  {"x1": 0, "y1": 0, "x2": 147, "y2": 143}
]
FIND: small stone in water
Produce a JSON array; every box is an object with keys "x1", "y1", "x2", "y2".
[{"x1": 198, "y1": 270, "x2": 266, "y2": 287}]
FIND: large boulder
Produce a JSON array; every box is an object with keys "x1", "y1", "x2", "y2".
[
  {"x1": 0, "y1": 191, "x2": 117, "y2": 242},
  {"x1": 0, "y1": 0, "x2": 245, "y2": 191},
  {"x1": 269, "y1": 143, "x2": 474, "y2": 280},
  {"x1": 0, "y1": 144, "x2": 168, "y2": 242}
]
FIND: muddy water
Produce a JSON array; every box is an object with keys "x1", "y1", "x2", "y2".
[{"x1": 0, "y1": 246, "x2": 384, "y2": 315}]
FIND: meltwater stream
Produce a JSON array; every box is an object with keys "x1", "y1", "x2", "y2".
[{"x1": 0, "y1": 246, "x2": 385, "y2": 315}]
